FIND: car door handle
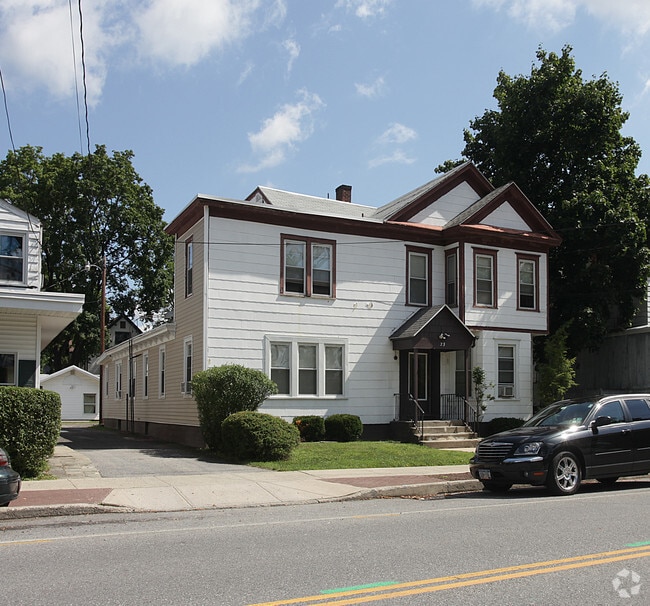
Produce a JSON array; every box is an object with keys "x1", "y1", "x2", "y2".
[{"x1": 621, "y1": 429, "x2": 631, "y2": 435}]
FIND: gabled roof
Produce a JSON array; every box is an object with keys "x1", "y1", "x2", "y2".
[
  {"x1": 0, "y1": 198, "x2": 41, "y2": 225},
  {"x1": 374, "y1": 162, "x2": 493, "y2": 222},
  {"x1": 390, "y1": 305, "x2": 475, "y2": 351},
  {"x1": 41, "y1": 365, "x2": 99, "y2": 383}
]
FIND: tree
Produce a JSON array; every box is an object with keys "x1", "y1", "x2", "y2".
[
  {"x1": 536, "y1": 324, "x2": 577, "y2": 408},
  {"x1": 455, "y1": 46, "x2": 650, "y2": 352},
  {"x1": 0, "y1": 145, "x2": 174, "y2": 369}
]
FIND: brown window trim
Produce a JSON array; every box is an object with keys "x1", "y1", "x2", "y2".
[
  {"x1": 406, "y1": 246, "x2": 432, "y2": 307},
  {"x1": 473, "y1": 247, "x2": 498, "y2": 309},
  {"x1": 280, "y1": 234, "x2": 337, "y2": 298},
  {"x1": 445, "y1": 248, "x2": 458, "y2": 308},
  {"x1": 516, "y1": 253, "x2": 540, "y2": 312}
]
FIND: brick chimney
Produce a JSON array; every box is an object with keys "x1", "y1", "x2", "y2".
[{"x1": 335, "y1": 184, "x2": 352, "y2": 203}]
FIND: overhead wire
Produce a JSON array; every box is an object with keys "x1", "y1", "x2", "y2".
[
  {"x1": 68, "y1": 0, "x2": 84, "y2": 154},
  {"x1": 0, "y1": 65, "x2": 15, "y2": 152},
  {"x1": 77, "y1": 0, "x2": 91, "y2": 155}
]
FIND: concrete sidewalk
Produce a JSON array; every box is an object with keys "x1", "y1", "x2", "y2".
[{"x1": 0, "y1": 444, "x2": 480, "y2": 519}]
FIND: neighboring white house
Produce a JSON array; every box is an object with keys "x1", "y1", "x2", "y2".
[
  {"x1": 41, "y1": 366, "x2": 100, "y2": 420},
  {"x1": 0, "y1": 199, "x2": 85, "y2": 388},
  {"x1": 98, "y1": 163, "x2": 561, "y2": 447}
]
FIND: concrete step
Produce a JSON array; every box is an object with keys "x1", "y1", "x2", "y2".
[
  {"x1": 421, "y1": 438, "x2": 481, "y2": 449},
  {"x1": 420, "y1": 431, "x2": 476, "y2": 440}
]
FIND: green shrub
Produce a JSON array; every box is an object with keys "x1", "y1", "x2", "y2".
[
  {"x1": 293, "y1": 415, "x2": 326, "y2": 442},
  {"x1": 221, "y1": 411, "x2": 300, "y2": 461},
  {"x1": 485, "y1": 417, "x2": 525, "y2": 436},
  {"x1": 0, "y1": 387, "x2": 61, "y2": 477},
  {"x1": 192, "y1": 364, "x2": 278, "y2": 451},
  {"x1": 325, "y1": 414, "x2": 363, "y2": 442}
]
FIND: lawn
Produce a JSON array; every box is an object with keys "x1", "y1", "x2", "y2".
[{"x1": 250, "y1": 441, "x2": 473, "y2": 471}]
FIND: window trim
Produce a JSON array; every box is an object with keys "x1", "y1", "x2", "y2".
[
  {"x1": 406, "y1": 246, "x2": 432, "y2": 307},
  {"x1": 280, "y1": 234, "x2": 336, "y2": 298},
  {"x1": 142, "y1": 352, "x2": 149, "y2": 399},
  {"x1": 497, "y1": 344, "x2": 516, "y2": 399},
  {"x1": 265, "y1": 336, "x2": 346, "y2": 398},
  {"x1": 159, "y1": 346, "x2": 166, "y2": 398},
  {"x1": 473, "y1": 248, "x2": 498, "y2": 308},
  {"x1": 115, "y1": 361, "x2": 122, "y2": 400},
  {"x1": 445, "y1": 249, "x2": 458, "y2": 307},
  {"x1": 83, "y1": 393, "x2": 97, "y2": 415},
  {"x1": 0, "y1": 352, "x2": 17, "y2": 386},
  {"x1": 185, "y1": 238, "x2": 194, "y2": 298},
  {"x1": 182, "y1": 337, "x2": 193, "y2": 395},
  {"x1": 517, "y1": 253, "x2": 539, "y2": 311},
  {"x1": 0, "y1": 232, "x2": 26, "y2": 285}
]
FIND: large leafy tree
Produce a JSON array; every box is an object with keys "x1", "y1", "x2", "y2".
[
  {"x1": 455, "y1": 45, "x2": 650, "y2": 353},
  {"x1": 0, "y1": 145, "x2": 174, "y2": 370}
]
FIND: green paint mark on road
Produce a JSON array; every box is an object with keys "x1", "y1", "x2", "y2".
[
  {"x1": 321, "y1": 582, "x2": 399, "y2": 594},
  {"x1": 626, "y1": 541, "x2": 650, "y2": 547}
]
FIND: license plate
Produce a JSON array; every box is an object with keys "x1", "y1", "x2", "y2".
[{"x1": 478, "y1": 469, "x2": 492, "y2": 480}]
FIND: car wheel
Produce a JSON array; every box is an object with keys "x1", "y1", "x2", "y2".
[
  {"x1": 481, "y1": 481, "x2": 512, "y2": 493},
  {"x1": 547, "y1": 451, "x2": 581, "y2": 495},
  {"x1": 596, "y1": 477, "x2": 618, "y2": 486}
]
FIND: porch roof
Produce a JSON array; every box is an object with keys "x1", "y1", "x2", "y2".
[{"x1": 390, "y1": 305, "x2": 475, "y2": 351}]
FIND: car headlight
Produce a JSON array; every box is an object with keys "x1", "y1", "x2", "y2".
[{"x1": 514, "y1": 442, "x2": 543, "y2": 456}]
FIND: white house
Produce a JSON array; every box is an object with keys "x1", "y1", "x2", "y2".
[
  {"x1": 0, "y1": 199, "x2": 85, "y2": 388},
  {"x1": 98, "y1": 163, "x2": 561, "y2": 447},
  {"x1": 40, "y1": 366, "x2": 99, "y2": 420}
]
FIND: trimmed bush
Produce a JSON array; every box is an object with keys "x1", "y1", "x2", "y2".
[
  {"x1": 485, "y1": 417, "x2": 525, "y2": 436},
  {"x1": 192, "y1": 364, "x2": 278, "y2": 451},
  {"x1": 0, "y1": 387, "x2": 61, "y2": 477},
  {"x1": 325, "y1": 414, "x2": 363, "y2": 442},
  {"x1": 221, "y1": 411, "x2": 300, "y2": 461},
  {"x1": 293, "y1": 415, "x2": 326, "y2": 442}
]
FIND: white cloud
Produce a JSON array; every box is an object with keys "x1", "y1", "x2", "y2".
[
  {"x1": 474, "y1": 0, "x2": 650, "y2": 37},
  {"x1": 377, "y1": 123, "x2": 417, "y2": 145},
  {"x1": 283, "y1": 39, "x2": 300, "y2": 73},
  {"x1": 237, "y1": 61, "x2": 255, "y2": 86},
  {"x1": 133, "y1": 0, "x2": 261, "y2": 67},
  {"x1": 336, "y1": 0, "x2": 392, "y2": 19},
  {"x1": 355, "y1": 76, "x2": 387, "y2": 98},
  {"x1": 0, "y1": 0, "x2": 114, "y2": 106},
  {"x1": 368, "y1": 150, "x2": 416, "y2": 168},
  {"x1": 368, "y1": 122, "x2": 417, "y2": 168},
  {"x1": 238, "y1": 90, "x2": 325, "y2": 173}
]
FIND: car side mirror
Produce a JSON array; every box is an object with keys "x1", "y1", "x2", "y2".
[{"x1": 590, "y1": 415, "x2": 613, "y2": 434}]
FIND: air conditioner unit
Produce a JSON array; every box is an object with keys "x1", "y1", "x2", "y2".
[{"x1": 499, "y1": 385, "x2": 514, "y2": 398}]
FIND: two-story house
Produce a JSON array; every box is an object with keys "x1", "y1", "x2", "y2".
[
  {"x1": 0, "y1": 199, "x2": 85, "y2": 388},
  {"x1": 98, "y1": 163, "x2": 560, "y2": 447}
]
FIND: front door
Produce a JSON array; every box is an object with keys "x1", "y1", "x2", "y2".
[{"x1": 398, "y1": 351, "x2": 441, "y2": 420}]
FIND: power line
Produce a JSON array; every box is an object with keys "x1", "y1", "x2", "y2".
[
  {"x1": 68, "y1": 0, "x2": 84, "y2": 154},
  {"x1": 77, "y1": 0, "x2": 91, "y2": 155},
  {"x1": 0, "y1": 64, "x2": 15, "y2": 152}
]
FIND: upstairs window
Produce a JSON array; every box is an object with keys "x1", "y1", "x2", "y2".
[
  {"x1": 281, "y1": 235, "x2": 335, "y2": 298},
  {"x1": 474, "y1": 249, "x2": 497, "y2": 307},
  {"x1": 407, "y1": 247, "x2": 431, "y2": 306},
  {"x1": 517, "y1": 254, "x2": 539, "y2": 311},
  {"x1": 0, "y1": 234, "x2": 24, "y2": 283},
  {"x1": 445, "y1": 250, "x2": 458, "y2": 307},
  {"x1": 185, "y1": 239, "x2": 193, "y2": 297}
]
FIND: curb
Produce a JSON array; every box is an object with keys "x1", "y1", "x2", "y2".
[
  {"x1": 0, "y1": 504, "x2": 134, "y2": 520},
  {"x1": 350, "y1": 479, "x2": 482, "y2": 500}
]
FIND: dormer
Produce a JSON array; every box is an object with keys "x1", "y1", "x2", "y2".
[{"x1": 0, "y1": 199, "x2": 42, "y2": 289}]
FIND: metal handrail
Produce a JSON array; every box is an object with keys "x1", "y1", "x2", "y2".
[{"x1": 408, "y1": 393, "x2": 425, "y2": 441}]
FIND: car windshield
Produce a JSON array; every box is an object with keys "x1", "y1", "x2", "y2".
[{"x1": 523, "y1": 401, "x2": 596, "y2": 428}]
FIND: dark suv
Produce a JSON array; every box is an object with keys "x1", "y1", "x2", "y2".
[{"x1": 469, "y1": 394, "x2": 650, "y2": 495}]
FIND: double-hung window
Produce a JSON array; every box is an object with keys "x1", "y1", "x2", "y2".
[
  {"x1": 142, "y1": 352, "x2": 149, "y2": 398},
  {"x1": 0, "y1": 233, "x2": 25, "y2": 283},
  {"x1": 517, "y1": 254, "x2": 539, "y2": 311},
  {"x1": 182, "y1": 338, "x2": 193, "y2": 394},
  {"x1": 267, "y1": 338, "x2": 345, "y2": 397},
  {"x1": 445, "y1": 249, "x2": 458, "y2": 307},
  {"x1": 159, "y1": 347, "x2": 166, "y2": 398},
  {"x1": 115, "y1": 361, "x2": 122, "y2": 399},
  {"x1": 474, "y1": 249, "x2": 497, "y2": 307},
  {"x1": 281, "y1": 235, "x2": 335, "y2": 297},
  {"x1": 407, "y1": 247, "x2": 431, "y2": 306},
  {"x1": 0, "y1": 353, "x2": 16, "y2": 386},
  {"x1": 497, "y1": 345, "x2": 515, "y2": 398},
  {"x1": 185, "y1": 239, "x2": 193, "y2": 298}
]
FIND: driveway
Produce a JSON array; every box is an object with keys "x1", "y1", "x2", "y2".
[{"x1": 58, "y1": 425, "x2": 255, "y2": 478}]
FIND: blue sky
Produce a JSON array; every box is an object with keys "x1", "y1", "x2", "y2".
[{"x1": 1, "y1": 0, "x2": 650, "y2": 222}]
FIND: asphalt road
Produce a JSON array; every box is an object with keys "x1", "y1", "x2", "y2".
[
  {"x1": 4, "y1": 483, "x2": 650, "y2": 605},
  {"x1": 58, "y1": 425, "x2": 256, "y2": 477}
]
